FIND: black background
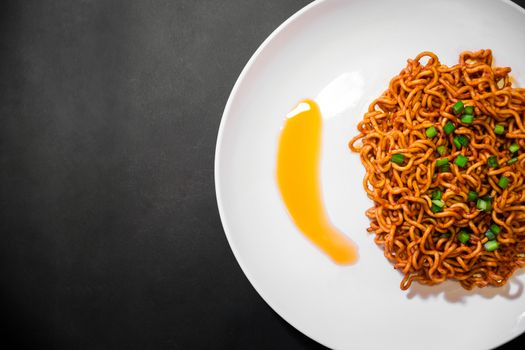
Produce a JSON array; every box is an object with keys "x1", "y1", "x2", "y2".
[{"x1": 1, "y1": 0, "x2": 525, "y2": 349}]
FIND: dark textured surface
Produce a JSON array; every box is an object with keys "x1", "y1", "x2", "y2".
[{"x1": 1, "y1": 0, "x2": 524, "y2": 349}]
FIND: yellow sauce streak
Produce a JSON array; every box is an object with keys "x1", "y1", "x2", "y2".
[{"x1": 277, "y1": 99, "x2": 358, "y2": 265}]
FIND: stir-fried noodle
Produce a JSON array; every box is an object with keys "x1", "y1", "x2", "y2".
[{"x1": 349, "y1": 50, "x2": 525, "y2": 290}]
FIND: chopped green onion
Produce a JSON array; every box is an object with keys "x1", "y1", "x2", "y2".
[
  {"x1": 508, "y1": 157, "x2": 518, "y2": 165},
  {"x1": 484, "y1": 240, "x2": 499, "y2": 252},
  {"x1": 452, "y1": 101, "x2": 464, "y2": 115},
  {"x1": 431, "y1": 204, "x2": 443, "y2": 213},
  {"x1": 458, "y1": 230, "x2": 470, "y2": 244},
  {"x1": 485, "y1": 230, "x2": 496, "y2": 240},
  {"x1": 436, "y1": 158, "x2": 449, "y2": 167},
  {"x1": 391, "y1": 154, "x2": 405, "y2": 165},
  {"x1": 426, "y1": 126, "x2": 438, "y2": 138},
  {"x1": 432, "y1": 199, "x2": 445, "y2": 208},
  {"x1": 444, "y1": 121, "x2": 456, "y2": 135},
  {"x1": 455, "y1": 155, "x2": 468, "y2": 168},
  {"x1": 439, "y1": 164, "x2": 451, "y2": 173},
  {"x1": 487, "y1": 156, "x2": 498, "y2": 168},
  {"x1": 460, "y1": 114, "x2": 474, "y2": 124},
  {"x1": 510, "y1": 143, "x2": 520, "y2": 153},
  {"x1": 437, "y1": 145, "x2": 447, "y2": 156},
  {"x1": 494, "y1": 124, "x2": 505, "y2": 135},
  {"x1": 453, "y1": 135, "x2": 469, "y2": 149},
  {"x1": 498, "y1": 176, "x2": 510, "y2": 189},
  {"x1": 490, "y1": 224, "x2": 501, "y2": 235},
  {"x1": 467, "y1": 191, "x2": 478, "y2": 202},
  {"x1": 464, "y1": 106, "x2": 474, "y2": 115},
  {"x1": 458, "y1": 135, "x2": 469, "y2": 146},
  {"x1": 432, "y1": 190, "x2": 442, "y2": 200},
  {"x1": 481, "y1": 195, "x2": 492, "y2": 202},
  {"x1": 477, "y1": 199, "x2": 490, "y2": 211}
]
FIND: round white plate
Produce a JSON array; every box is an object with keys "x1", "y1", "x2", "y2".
[{"x1": 215, "y1": 0, "x2": 525, "y2": 349}]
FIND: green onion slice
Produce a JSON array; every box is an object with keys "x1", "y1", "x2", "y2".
[
  {"x1": 455, "y1": 155, "x2": 468, "y2": 168},
  {"x1": 452, "y1": 101, "x2": 464, "y2": 115},
  {"x1": 485, "y1": 230, "x2": 496, "y2": 240},
  {"x1": 487, "y1": 156, "x2": 498, "y2": 168},
  {"x1": 490, "y1": 224, "x2": 501, "y2": 234},
  {"x1": 426, "y1": 126, "x2": 438, "y2": 138},
  {"x1": 391, "y1": 154, "x2": 405, "y2": 165},
  {"x1": 458, "y1": 230, "x2": 470, "y2": 244},
  {"x1": 498, "y1": 176, "x2": 510, "y2": 189},
  {"x1": 494, "y1": 124, "x2": 505, "y2": 135},
  {"x1": 444, "y1": 121, "x2": 455, "y2": 135},
  {"x1": 432, "y1": 199, "x2": 445, "y2": 208},
  {"x1": 484, "y1": 240, "x2": 499, "y2": 252},
  {"x1": 460, "y1": 114, "x2": 474, "y2": 124},
  {"x1": 436, "y1": 158, "x2": 449, "y2": 167},
  {"x1": 477, "y1": 199, "x2": 490, "y2": 211}
]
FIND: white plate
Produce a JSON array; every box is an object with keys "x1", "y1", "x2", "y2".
[{"x1": 215, "y1": 0, "x2": 525, "y2": 349}]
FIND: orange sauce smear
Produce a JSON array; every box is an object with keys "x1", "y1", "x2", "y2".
[{"x1": 277, "y1": 99, "x2": 358, "y2": 265}]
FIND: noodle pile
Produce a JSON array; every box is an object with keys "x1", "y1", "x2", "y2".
[{"x1": 349, "y1": 50, "x2": 525, "y2": 290}]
